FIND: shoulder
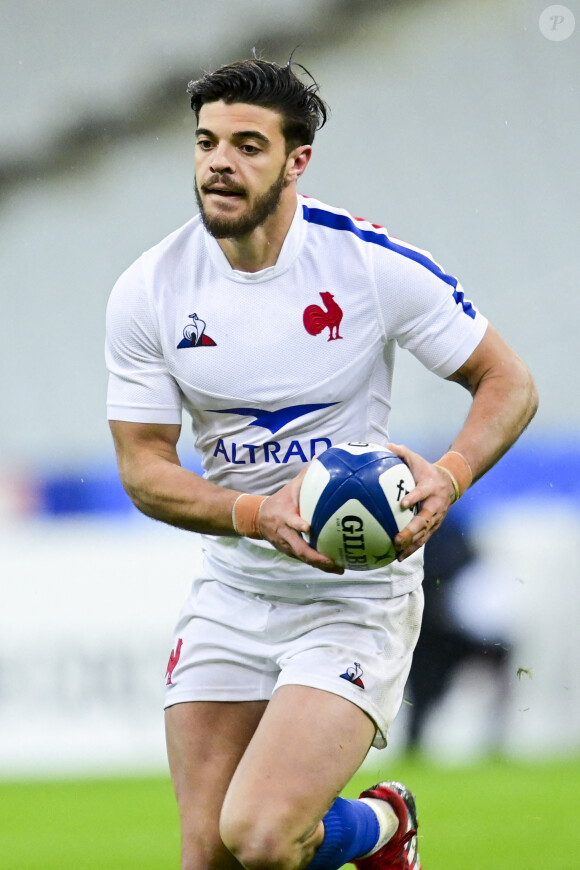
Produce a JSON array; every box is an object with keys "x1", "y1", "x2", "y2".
[
  {"x1": 140, "y1": 213, "x2": 204, "y2": 271},
  {"x1": 109, "y1": 214, "x2": 204, "y2": 306},
  {"x1": 299, "y1": 195, "x2": 391, "y2": 242},
  {"x1": 299, "y1": 195, "x2": 456, "y2": 286},
  {"x1": 299, "y1": 195, "x2": 379, "y2": 240},
  {"x1": 299, "y1": 196, "x2": 388, "y2": 269}
]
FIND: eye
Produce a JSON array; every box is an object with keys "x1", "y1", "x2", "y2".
[
  {"x1": 197, "y1": 138, "x2": 214, "y2": 151},
  {"x1": 240, "y1": 143, "x2": 260, "y2": 155}
]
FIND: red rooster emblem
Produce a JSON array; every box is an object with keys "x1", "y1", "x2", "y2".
[
  {"x1": 165, "y1": 638, "x2": 183, "y2": 686},
  {"x1": 303, "y1": 292, "x2": 343, "y2": 341}
]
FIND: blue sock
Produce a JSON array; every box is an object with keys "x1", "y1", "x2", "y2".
[{"x1": 304, "y1": 796, "x2": 380, "y2": 870}]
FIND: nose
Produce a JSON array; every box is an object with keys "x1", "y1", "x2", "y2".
[{"x1": 209, "y1": 143, "x2": 234, "y2": 175}]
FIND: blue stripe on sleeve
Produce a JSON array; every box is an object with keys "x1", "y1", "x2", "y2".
[
  {"x1": 302, "y1": 202, "x2": 465, "y2": 296},
  {"x1": 452, "y1": 288, "x2": 476, "y2": 319}
]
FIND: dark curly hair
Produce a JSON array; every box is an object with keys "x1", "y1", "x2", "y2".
[{"x1": 187, "y1": 57, "x2": 328, "y2": 152}]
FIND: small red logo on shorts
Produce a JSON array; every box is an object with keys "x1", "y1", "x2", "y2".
[
  {"x1": 339, "y1": 661, "x2": 365, "y2": 688},
  {"x1": 165, "y1": 638, "x2": 183, "y2": 686}
]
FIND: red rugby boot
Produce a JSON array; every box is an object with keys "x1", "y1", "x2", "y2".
[{"x1": 353, "y1": 781, "x2": 421, "y2": 870}]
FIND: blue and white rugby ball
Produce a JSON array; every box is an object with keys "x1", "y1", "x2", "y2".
[{"x1": 299, "y1": 442, "x2": 417, "y2": 571}]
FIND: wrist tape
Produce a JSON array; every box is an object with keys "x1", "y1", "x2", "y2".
[
  {"x1": 435, "y1": 451, "x2": 473, "y2": 502},
  {"x1": 232, "y1": 493, "x2": 269, "y2": 538}
]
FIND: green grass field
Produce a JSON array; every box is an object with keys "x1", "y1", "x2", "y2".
[{"x1": 1, "y1": 754, "x2": 579, "y2": 869}]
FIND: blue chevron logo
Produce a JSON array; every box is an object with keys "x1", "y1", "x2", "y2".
[{"x1": 209, "y1": 403, "x2": 339, "y2": 434}]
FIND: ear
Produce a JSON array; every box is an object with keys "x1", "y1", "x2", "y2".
[{"x1": 284, "y1": 145, "x2": 312, "y2": 184}]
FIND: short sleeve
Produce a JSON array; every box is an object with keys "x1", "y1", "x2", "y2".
[
  {"x1": 105, "y1": 257, "x2": 183, "y2": 424},
  {"x1": 373, "y1": 242, "x2": 488, "y2": 378}
]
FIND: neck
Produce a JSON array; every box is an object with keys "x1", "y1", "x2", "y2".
[{"x1": 216, "y1": 191, "x2": 298, "y2": 273}]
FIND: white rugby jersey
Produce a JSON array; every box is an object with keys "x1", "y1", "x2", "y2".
[{"x1": 106, "y1": 194, "x2": 487, "y2": 599}]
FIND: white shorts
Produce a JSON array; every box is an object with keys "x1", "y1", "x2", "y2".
[{"x1": 164, "y1": 577, "x2": 424, "y2": 749}]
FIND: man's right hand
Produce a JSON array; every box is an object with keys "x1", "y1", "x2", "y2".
[{"x1": 257, "y1": 469, "x2": 344, "y2": 575}]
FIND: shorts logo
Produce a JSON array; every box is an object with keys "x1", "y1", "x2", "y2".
[
  {"x1": 340, "y1": 661, "x2": 365, "y2": 688},
  {"x1": 165, "y1": 638, "x2": 183, "y2": 686},
  {"x1": 177, "y1": 313, "x2": 217, "y2": 348},
  {"x1": 303, "y1": 292, "x2": 343, "y2": 341}
]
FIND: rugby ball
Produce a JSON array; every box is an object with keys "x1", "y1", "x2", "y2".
[{"x1": 299, "y1": 442, "x2": 417, "y2": 571}]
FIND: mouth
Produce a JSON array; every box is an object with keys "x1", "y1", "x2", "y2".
[{"x1": 204, "y1": 187, "x2": 245, "y2": 199}]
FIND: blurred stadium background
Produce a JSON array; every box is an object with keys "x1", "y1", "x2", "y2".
[{"x1": 1, "y1": 0, "x2": 579, "y2": 865}]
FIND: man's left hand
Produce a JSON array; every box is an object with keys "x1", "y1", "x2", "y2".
[{"x1": 387, "y1": 442, "x2": 456, "y2": 560}]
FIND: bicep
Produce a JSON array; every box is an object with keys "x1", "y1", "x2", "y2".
[
  {"x1": 109, "y1": 420, "x2": 182, "y2": 476},
  {"x1": 445, "y1": 323, "x2": 522, "y2": 394}
]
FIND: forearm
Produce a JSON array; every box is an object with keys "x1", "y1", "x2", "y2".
[
  {"x1": 117, "y1": 439, "x2": 341, "y2": 572},
  {"x1": 392, "y1": 328, "x2": 538, "y2": 559},
  {"x1": 109, "y1": 421, "x2": 340, "y2": 572},
  {"x1": 447, "y1": 351, "x2": 538, "y2": 484},
  {"x1": 119, "y1": 449, "x2": 239, "y2": 536}
]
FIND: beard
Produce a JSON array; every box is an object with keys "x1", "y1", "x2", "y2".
[{"x1": 195, "y1": 164, "x2": 287, "y2": 239}]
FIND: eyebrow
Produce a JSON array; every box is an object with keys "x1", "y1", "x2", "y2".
[{"x1": 195, "y1": 127, "x2": 272, "y2": 145}]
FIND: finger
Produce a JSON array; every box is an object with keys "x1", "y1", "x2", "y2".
[
  {"x1": 396, "y1": 541, "x2": 423, "y2": 561},
  {"x1": 396, "y1": 512, "x2": 445, "y2": 562},
  {"x1": 386, "y1": 444, "x2": 427, "y2": 510},
  {"x1": 395, "y1": 530, "x2": 429, "y2": 561},
  {"x1": 400, "y1": 486, "x2": 424, "y2": 511},
  {"x1": 286, "y1": 514, "x2": 311, "y2": 535},
  {"x1": 386, "y1": 442, "x2": 412, "y2": 465},
  {"x1": 316, "y1": 562, "x2": 345, "y2": 575},
  {"x1": 395, "y1": 507, "x2": 434, "y2": 548},
  {"x1": 395, "y1": 526, "x2": 414, "y2": 550},
  {"x1": 281, "y1": 528, "x2": 344, "y2": 575},
  {"x1": 301, "y1": 550, "x2": 345, "y2": 574}
]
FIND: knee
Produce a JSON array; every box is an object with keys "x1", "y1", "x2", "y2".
[{"x1": 219, "y1": 805, "x2": 295, "y2": 870}]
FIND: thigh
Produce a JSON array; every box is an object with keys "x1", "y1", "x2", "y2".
[
  {"x1": 166, "y1": 699, "x2": 267, "y2": 870},
  {"x1": 273, "y1": 588, "x2": 425, "y2": 749},
  {"x1": 220, "y1": 685, "x2": 375, "y2": 854}
]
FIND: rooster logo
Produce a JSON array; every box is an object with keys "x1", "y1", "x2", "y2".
[
  {"x1": 165, "y1": 638, "x2": 183, "y2": 686},
  {"x1": 303, "y1": 292, "x2": 343, "y2": 341}
]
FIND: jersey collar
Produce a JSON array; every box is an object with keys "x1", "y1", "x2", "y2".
[{"x1": 202, "y1": 196, "x2": 306, "y2": 283}]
